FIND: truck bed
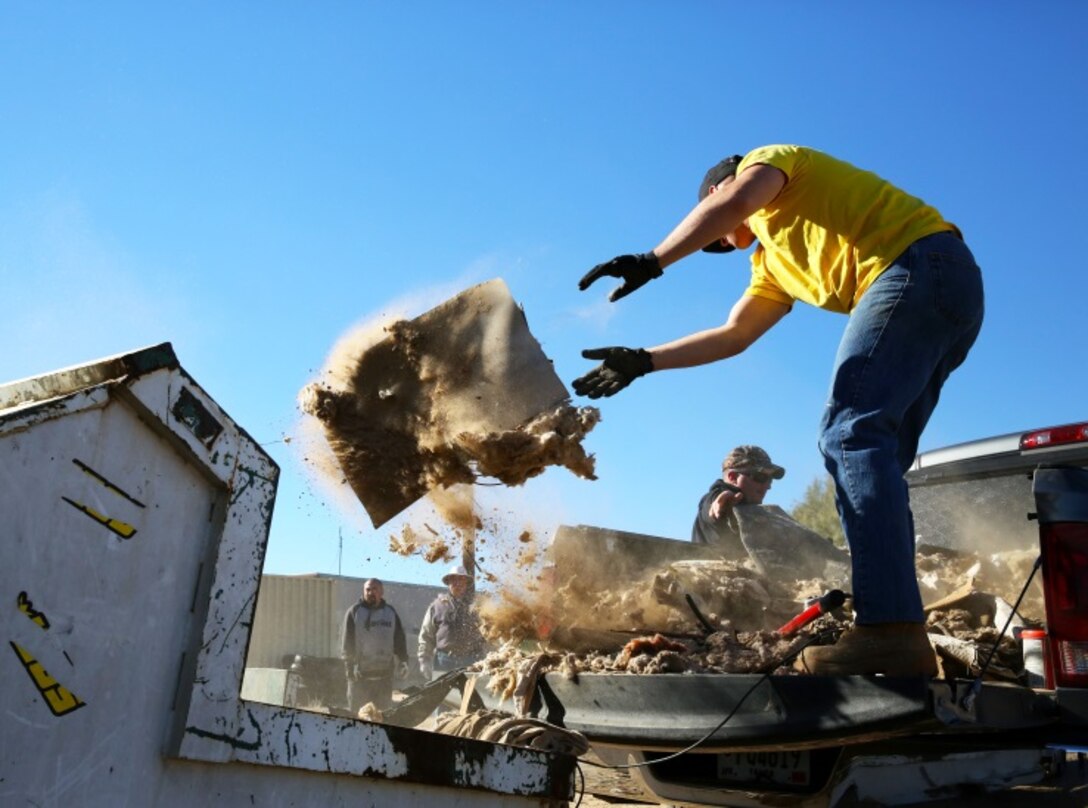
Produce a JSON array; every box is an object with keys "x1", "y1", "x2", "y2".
[
  {"x1": 482, "y1": 422, "x2": 1088, "y2": 805},
  {"x1": 470, "y1": 670, "x2": 1078, "y2": 752}
]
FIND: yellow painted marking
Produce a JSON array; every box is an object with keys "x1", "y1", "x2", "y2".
[
  {"x1": 72, "y1": 459, "x2": 146, "y2": 508},
  {"x1": 9, "y1": 642, "x2": 85, "y2": 716},
  {"x1": 62, "y1": 497, "x2": 137, "y2": 539},
  {"x1": 17, "y1": 591, "x2": 49, "y2": 629}
]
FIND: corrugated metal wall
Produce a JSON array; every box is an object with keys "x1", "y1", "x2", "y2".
[
  {"x1": 247, "y1": 575, "x2": 335, "y2": 666},
  {"x1": 246, "y1": 574, "x2": 445, "y2": 668}
]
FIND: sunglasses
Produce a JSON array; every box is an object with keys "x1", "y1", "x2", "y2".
[{"x1": 743, "y1": 470, "x2": 773, "y2": 484}]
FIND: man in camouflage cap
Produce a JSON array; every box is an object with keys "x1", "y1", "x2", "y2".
[{"x1": 691, "y1": 445, "x2": 785, "y2": 558}]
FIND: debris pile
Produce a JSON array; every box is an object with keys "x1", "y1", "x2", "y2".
[
  {"x1": 472, "y1": 626, "x2": 823, "y2": 705},
  {"x1": 466, "y1": 540, "x2": 1045, "y2": 700},
  {"x1": 298, "y1": 279, "x2": 599, "y2": 527},
  {"x1": 650, "y1": 559, "x2": 811, "y2": 632},
  {"x1": 917, "y1": 544, "x2": 1045, "y2": 621},
  {"x1": 924, "y1": 584, "x2": 1037, "y2": 681}
]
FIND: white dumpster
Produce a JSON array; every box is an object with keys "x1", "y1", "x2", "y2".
[{"x1": 0, "y1": 343, "x2": 573, "y2": 807}]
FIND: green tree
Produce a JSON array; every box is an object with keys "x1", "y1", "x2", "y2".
[{"x1": 790, "y1": 475, "x2": 846, "y2": 548}]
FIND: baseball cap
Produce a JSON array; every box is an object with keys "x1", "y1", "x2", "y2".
[
  {"x1": 722, "y1": 445, "x2": 785, "y2": 480},
  {"x1": 698, "y1": 154, "x2": 744, "y2": 253}
]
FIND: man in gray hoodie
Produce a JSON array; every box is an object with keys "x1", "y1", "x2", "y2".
[{"x1": 341, "y1": 578, "x2": 408, "y2": 713}]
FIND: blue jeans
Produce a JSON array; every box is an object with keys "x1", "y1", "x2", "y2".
[{"x1": 818, "y1": 231, "x2": 984, "y2": 624}]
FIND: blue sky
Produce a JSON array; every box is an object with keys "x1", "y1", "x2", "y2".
[{"x1": 3, "y1": 3, "x2": 1086, "y2": 587}]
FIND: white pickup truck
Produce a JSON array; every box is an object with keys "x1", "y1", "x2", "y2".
[{"x1": 473, "y1": 422, "x2": 1088, "y2": 806}]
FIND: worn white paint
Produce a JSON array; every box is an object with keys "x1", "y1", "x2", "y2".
[
  {"x1": 1, "y1": 344, "x2": 571, "y2": 807},
  {"x1": 454, "y1": 747, "x2": 560, "y2": 795}
]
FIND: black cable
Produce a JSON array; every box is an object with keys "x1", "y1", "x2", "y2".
[
  {"x1": 577, "y1": 672, "x2": 768, "y2": 771},
  {"x1": 572, "y1": 760, "x2": 585, "y2": 808},
  {"x1": 685, "y1": 593, "x2": 717, "y2": 635},
  {"x1": 970, "y1": 555, "x2": 1042, "y2": 692},
  {"x1": 578, "y1": 631, "x2": 835, "y2": 771}
]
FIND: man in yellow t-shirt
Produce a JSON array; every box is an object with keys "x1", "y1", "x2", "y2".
[{"x1": 575, "y1": 145, "x2": 984, "y2": 677}]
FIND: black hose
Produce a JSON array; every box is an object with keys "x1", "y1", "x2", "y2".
[{"x1": 685, "y1": 593, "x2": 717, "y2": 635}]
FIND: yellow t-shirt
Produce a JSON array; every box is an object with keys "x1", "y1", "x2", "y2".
[{"x1": 738, "y1": 145, "x2": 959, "y2": 314}]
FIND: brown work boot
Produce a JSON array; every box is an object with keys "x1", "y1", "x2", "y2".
[{"x1": 794, "y1": 622, "x2": 938, "y2": 677}]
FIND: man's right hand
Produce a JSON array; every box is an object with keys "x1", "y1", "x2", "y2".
[
  {"x1": 578, "y1": 252, "x2": 662, "y2": 302},
  {"x1": 709, "y1": 487, "x2": 744, "y2": 520},
  {"x1": 573, "y1": 347, "x2": 653, "y2": 399}
]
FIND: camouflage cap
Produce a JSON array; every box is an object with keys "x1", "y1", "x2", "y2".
[{"x1": 722, "y1": 445, "x2": 785, "y2": 479}]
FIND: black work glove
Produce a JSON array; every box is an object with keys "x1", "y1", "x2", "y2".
[
  {"x1": 578, "y1": 252, "x2": 662, "y2": 302},
  {"x1": 573, "y1": 347, "x2": 654, "y2": 399}
]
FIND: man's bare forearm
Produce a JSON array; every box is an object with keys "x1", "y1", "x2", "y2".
[
  {"x1": 649, "y1": 294, "x2": 791, "y2": 370},
  {"x1": 652, "y1": 164, "x2": 787, "y2": 267},
  {"x1": 652, "y1": 194, "x2": 745, "y2": 267},
  {"x1": 649, "y1": 324, "x2": 747, "y2": 369}
]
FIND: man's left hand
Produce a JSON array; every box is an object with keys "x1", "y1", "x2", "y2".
[
  {"x1": 578, "y1": 253, "x2": 662, "y2": 302},
  {"x1": 573, "y1": 347, "x2": 653, "y2": 399}
]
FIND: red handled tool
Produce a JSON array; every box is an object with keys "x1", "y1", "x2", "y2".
[{"x1": 776, "y1": 589, "x2": 847, "y2": 636}]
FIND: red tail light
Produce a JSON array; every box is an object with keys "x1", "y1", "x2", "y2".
[
  {"x1": 1040, "y1": 521, "x2": 1088, "y2": 687},
  {"x1": 1021, "y1": 422, "x2": 1088, "y2": 450}
]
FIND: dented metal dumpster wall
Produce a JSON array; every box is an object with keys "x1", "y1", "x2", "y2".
[{"x1": 0, "y1": 344, "x2": 573, "y2": 807}]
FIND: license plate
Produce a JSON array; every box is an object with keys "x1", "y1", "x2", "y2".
[{"x1": 717, "y1": 750, "x2": 811, "y2": 786}]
